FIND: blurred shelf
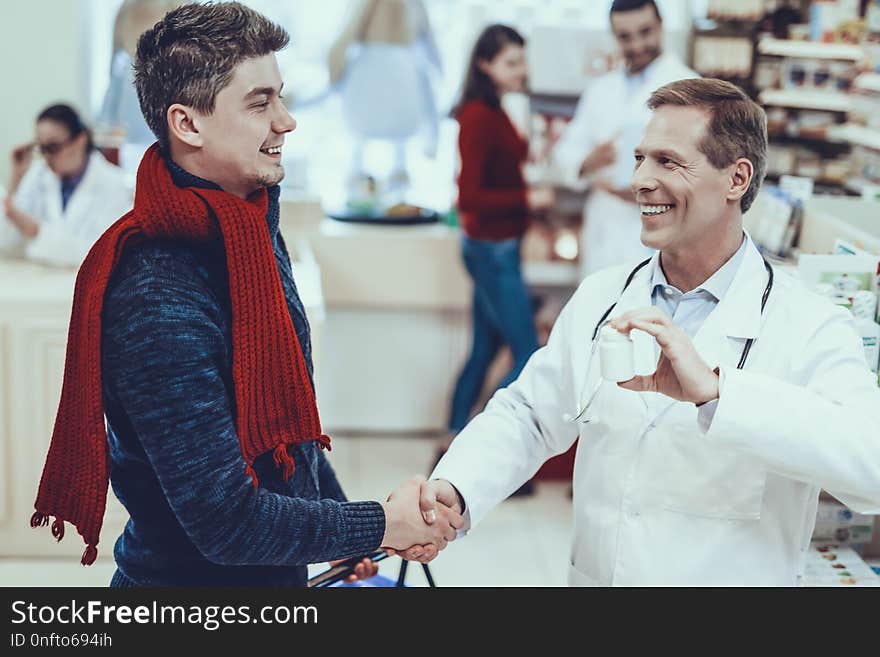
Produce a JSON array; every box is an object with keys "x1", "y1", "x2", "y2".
[
  {"x1": 765, "y1": 173, "x2": 858, "y2": 196},
  {"x1": 829, "y1": 123, "x2": 880, "y2": 151},
  {"x1": 844, "y1": 177, "x2": 880, "y2": 198},
  {"x1": 523, "y1": 260, "x2": 580, "y2": 288},
  {"x1": 759, "y1": 88, "x2": 852, "y2": 112},
  {"x1": 854, "y1": 72, "x2": 880, "y2": 93},
  {"x1": 757, "y1": 37, "x2": 864, "y2": 61},
  {"x1": 767, "y1": 130, "x2": 848, "y2": 146}
]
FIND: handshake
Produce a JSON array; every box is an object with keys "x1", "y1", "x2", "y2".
[{"x1": 379, "y1": 476, "x2": 465, "y2": 563}]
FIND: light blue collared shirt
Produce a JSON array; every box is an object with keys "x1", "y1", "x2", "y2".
[
  {"x1": 650, "y1": 234, "x2": 749, "y2": 337},
  {"x1": 650, "y1": 234, "x2": 750, "y2": 432}
]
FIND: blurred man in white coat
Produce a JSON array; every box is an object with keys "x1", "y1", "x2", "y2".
[
  {"x1": 400, "y1": 79, "x2": 880, "y2": 586},
  {"x1": 553, "y1": 0, "x2": 697, "y2": 277}
]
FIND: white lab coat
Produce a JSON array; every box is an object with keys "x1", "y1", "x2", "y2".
[
  {"x1": 0, "y1": 151, "x2": 133, "y2": 267},
  {"x1": 433, "y1": 237, "x2": 880, "y2": 586},
  {"x1": 552, "y1": 54, "x2": 698, "y2": 277}
]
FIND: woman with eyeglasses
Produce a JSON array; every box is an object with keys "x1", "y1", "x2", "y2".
[{"x1": 1, "y1": 104, "x2": 132, "y2": 267}]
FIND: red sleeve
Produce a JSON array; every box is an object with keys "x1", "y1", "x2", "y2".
[{"x1": 457, "y1": 107, "x2": 528, "y2": 214}]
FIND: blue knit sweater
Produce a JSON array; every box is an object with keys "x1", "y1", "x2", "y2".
[{"x1": 102, "y1": 161, "x2": 385, "y2": 587}]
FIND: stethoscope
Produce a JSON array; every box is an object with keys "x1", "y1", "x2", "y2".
[{"x1": 564, "y1": 255, "x2": 774, "y2": 423}]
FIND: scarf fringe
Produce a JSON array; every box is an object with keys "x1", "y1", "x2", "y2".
[
  {"x1": 51, "y1": 517, "x2": 65, "y2": 541},
  {"x1": 245, "y1": 464, "x2": 259, "y2": 488},
  {"x1": 30, "y1": 511, "x2": 49, "y2": 528},
  {"x1": 32, "y1": 511, "x2": 98, "y2": 566},
  {"x1": 273, "y1": 444, "x2": 296, "y2": 481},
  {"x1": 81, "y1": 545, "x2": 98, "y2": 566}
]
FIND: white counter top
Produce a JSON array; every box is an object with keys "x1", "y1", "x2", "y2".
[{"x1": 0, "y1": 259, "x2": 77, "y2": 306}]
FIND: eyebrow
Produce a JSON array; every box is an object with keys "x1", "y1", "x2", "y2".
[
  {"x1": 244, "y1": 82, "x2": 284, "y2": 100},
  {"x1": 634, "y1": 147, "x2": 687, "y2": 162}
]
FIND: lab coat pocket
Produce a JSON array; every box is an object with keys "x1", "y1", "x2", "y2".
[{"x1": 641, "y1": 406, "x2": 767, "y2": 520}]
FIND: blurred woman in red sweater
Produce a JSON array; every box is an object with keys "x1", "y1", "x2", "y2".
[{"x1": 440, "y1": 25, "x2": 555, "y2": 486}]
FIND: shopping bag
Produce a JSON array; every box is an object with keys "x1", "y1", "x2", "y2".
[{"x1": 307, "y1": 550, "x2": 436, "y2": 587}]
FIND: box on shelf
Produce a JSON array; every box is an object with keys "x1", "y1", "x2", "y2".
[
  {"x1": 798, "y1": 251, "x2": 880, "y2": 373},
  {"x1": 813, "y1": 500, "x2": 877, "y2": 545}
]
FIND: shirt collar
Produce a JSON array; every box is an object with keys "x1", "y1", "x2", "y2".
[
  {"x1": 61, "y1": 152, "x2": 90, "y2": 191},
  {"x1": 652, "y1": 233, "x2": 749, "y2": 302},
  {"x1": 625, "y1": 53, "x2": 663, "y2": 85}
]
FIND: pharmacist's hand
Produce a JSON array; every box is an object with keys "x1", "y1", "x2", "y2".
[
  {"x1": 526, "y1": 186, "x2": 555, "y2": 211},
  {"x1": 381, "y1": 476, "x2": 463, "y2": 554},
  {"x1": 3, "y1": 195, "x2": 13, "y2": 219},
  {"x1": 593, "y1": 179, "x2": 636, "y2": 204},
  {"x1": 382, "y1": 478, "x2": 465, "y2": 564},
  {"x1": 610, "y1": 307, "x2": 719, "y2": 405},
  {"x1": 329, "y1": 556, "x2": 379, "y2": 583},
  {"x1": 10, "y1": 142, "x2": 34, "y2": 178}
]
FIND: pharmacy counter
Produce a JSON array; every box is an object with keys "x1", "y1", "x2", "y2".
[{"x1": 307, "y1": 219, "x2": 471, "y2": 433}]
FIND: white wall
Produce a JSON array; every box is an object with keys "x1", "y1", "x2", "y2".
[{"x1": 0, "y1": 0, "x2": 91, "y2": 186}]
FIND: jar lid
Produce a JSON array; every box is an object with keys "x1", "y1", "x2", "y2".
[{"x1": 600, "y1": 324, "x2": 631, "y2": 342}]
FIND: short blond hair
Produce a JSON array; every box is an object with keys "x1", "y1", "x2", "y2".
[{"x1": 647, "y1": 78, "x2": 767, "y2": 212}]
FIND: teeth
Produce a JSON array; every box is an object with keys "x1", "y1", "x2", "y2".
[
  {"x1": 261, "y1": 146, "x2": 282, "y2": 154},
  {"x1": 640, "y1": 204, "x2": 674, "y2": 215}
]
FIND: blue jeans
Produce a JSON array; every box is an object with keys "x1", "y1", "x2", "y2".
[{"x1": 448, "y1": 236, "x2": 539, "y2": 433}]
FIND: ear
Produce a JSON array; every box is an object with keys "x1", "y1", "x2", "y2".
[
  {"x1": 166, "y1": 103, "x2": 203, "y2": 148},
  {"x1": 476, "y1": 58, "x2": 492, "y2": 76},
  {"x1": 726, "y1": 158, "x2": 753, "y2": 204}
]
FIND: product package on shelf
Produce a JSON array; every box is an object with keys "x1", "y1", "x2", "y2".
[
  {"x1": 812, "y1": 499, "x2": 877, "y2": 546},
  {"x1": 798, "y1": 251, "x2": 880, "y2": 375},
  {"x1": 750, "y1": 184, "x2": 803, "y2": 257},
  {"x1": 803, "y1": 543, "x2": 880, "y2": 586}
]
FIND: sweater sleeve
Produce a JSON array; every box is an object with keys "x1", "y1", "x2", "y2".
[
  {"x1": 101, "y1": 259, "x2": 384, "y2": 566},
  {"x1": 457, "y1": 107, "x2": 529, "y2": 214}
]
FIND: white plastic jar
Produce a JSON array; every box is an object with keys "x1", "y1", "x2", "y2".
[{"x1": 599, "y1": 324, "x2": 635, "y2": 382}]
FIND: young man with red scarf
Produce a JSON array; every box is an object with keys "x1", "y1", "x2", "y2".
[{"x1": 30, "y1": 2, "x2": 461, "y2": 587}]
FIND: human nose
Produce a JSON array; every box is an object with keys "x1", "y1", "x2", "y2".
[
  {"x1": 273, "y1": 104, "x2": 297, "y2": 134},
  {"x1": 631, "y1": 159, "x2": 657, "y2": 196}
]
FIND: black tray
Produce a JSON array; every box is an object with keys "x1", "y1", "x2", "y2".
[{"x1": 327, "y1": 208, "x2": 440, "y2": 225}]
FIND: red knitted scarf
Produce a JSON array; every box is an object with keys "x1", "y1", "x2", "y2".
[{"x1": 31, "y1": 144, "x2": 330, "y2": 565}]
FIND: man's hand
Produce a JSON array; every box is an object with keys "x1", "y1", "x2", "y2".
[
  {"x1": 580, "y1": 140, "x2": 616, "y2": 177},
  {"x1": 593, "y1": 179, "x2": 636, "y2": 204},
  {"x1": 419, "y1": 478, "x2": 463, "y2": 523},
  {"x1": 328, "y1": 556, "x2": 379, "y2": 584},
  {"x1": 3, "y1": 200, "x2": 39, "y2": 238},
  {"x1": 380, "y1": 476, "x2": 463, "y2": 554},
  {"x1": 385, "y1": 479, "x2": 465, "y2": 564},
  {"x1": 610, "y1": 307, "x2": 720, "y2": 405},
  {"x1": 526, "y1": 186, "x2": 556, "y2": 211}
]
